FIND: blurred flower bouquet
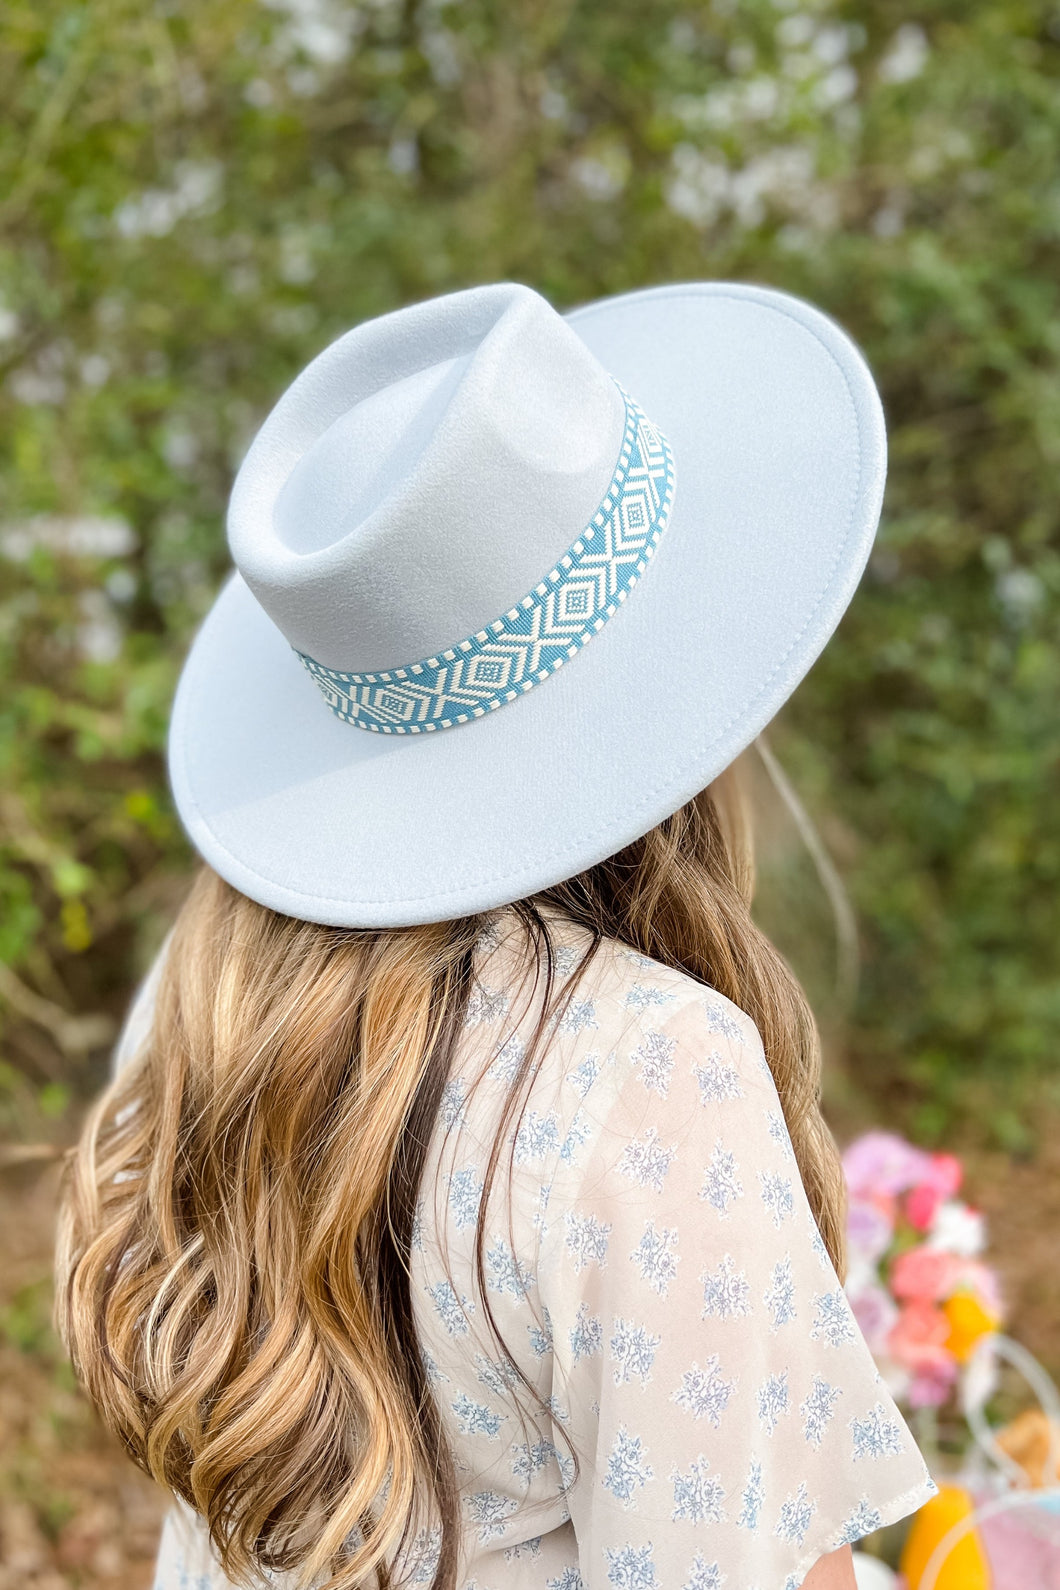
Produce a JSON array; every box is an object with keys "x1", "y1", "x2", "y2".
[{"x1": 843, "y1": 1131, "x2": 1004, "y2": 1411}]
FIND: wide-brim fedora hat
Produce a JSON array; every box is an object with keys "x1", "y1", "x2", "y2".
[{"x1": 169, "y1": 281, "x2": 885, "y2": 928}]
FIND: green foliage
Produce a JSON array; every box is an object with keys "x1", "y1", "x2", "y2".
[
  {"x1": 0, "y1": 0, "x2": 1057, "y2": 1132},
  {"x1": 0, "y1": 1278, "x2": 59, "y2": 1359}
]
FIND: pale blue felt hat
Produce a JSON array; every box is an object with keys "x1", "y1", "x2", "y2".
[{"x1": 168, "y1": 281, "x2": 885, "y2": 927}]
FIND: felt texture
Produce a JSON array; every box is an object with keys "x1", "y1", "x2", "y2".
[
  {"x1": 169, "y1": 280, "x2": 885, "y2": 928},
  {"x1": 230, "y1": 283, "x2": 624, "y2": 673}
]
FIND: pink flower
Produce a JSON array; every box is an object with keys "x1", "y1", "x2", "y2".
[
  {"x1": 906, "y1": 1182, "x2": 944, "y2": 1232},
  {"x1": 907, "y1": 1357, "x2": 960, "y2": 1408},
  {"x1": 887, "y1": 1300, "x2": 953, "y2": 1373},
  {"x1": 842, "y1": 1131, "x2": 933, "y2": 1197},
  {"x1": 924, "y1": 1152, "x2": 963, "y2": 1199},
  {"x1": 867, "y1": 1190, "x2": 899, "y2": 1225},
  {"x1": 890, "y1": 1246, "x2": 961, "y2": 1304},
  {"x1": 905, "y1": 1155, "x2": 965, "y2": 1232},
  {"x1": 847, "y1": 1197, "x2": 895, "y2": 1268},
  {"x1": 849, "y1": 1281, "x2": 899, "y2": 1356}
]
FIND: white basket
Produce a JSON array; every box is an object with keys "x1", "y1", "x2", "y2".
[{"x1": 916, "y1": 1332, "x2": 1060, "y2": 1590}]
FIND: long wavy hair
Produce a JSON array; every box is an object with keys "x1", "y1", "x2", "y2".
[{"x1": 57, "y1": 762, "x2": 846, "y2": 1590}]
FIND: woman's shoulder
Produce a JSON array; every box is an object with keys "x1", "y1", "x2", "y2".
[
  {"x1": 589, "y1": 931, "x2": 758, "y2": 1042},
  {"x1": 472, "y1": 905, "x2": 767, "y2": 1108},
  {"x1": 481, "y1": 904, "x2": 759, "y2": 1030}
]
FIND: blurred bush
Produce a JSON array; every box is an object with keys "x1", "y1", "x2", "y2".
[{"x1": 0, "y1": 0, "x2": 1057, "y2": 1142}]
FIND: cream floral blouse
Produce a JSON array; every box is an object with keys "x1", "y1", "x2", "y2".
[{"x1": 144, "y1": 907, "x2": 935, "y2": 1590}]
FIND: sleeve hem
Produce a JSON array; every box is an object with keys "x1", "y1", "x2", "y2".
[{"x1": 785, "y1": 1473, "x2": 940, "y2": 1589}]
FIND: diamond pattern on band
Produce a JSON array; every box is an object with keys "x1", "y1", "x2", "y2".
[{"x1": 297, "y1": 388, "x2": 676, "y2": 734}]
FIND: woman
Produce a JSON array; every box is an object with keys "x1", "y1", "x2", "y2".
[{"x1": 57, "y1": 282, "x2": 935, "y2": 1589}]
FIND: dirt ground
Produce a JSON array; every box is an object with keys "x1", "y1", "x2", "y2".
[
  {"x1": 0, "y1": 1163, "x2": 165, "y2": 1589},
  {"x1": 962, "y1": 1131, "x2": 1060, "y2": 1382},
  {"x1": 2, "y1": 1119, "x2": 1059, "y2": 1587}
]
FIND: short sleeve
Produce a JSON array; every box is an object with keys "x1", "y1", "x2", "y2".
[{"x1": 537, "y1": 988, "x2": 936, "y2": 1590}]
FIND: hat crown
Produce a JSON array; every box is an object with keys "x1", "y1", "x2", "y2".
[{"x1": 229, "y1": 283, "x2": 626, "y2": 673}]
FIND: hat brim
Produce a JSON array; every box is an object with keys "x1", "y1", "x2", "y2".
[{"x1": 169, "y1": 282, "x2": 884, "y2": 927}]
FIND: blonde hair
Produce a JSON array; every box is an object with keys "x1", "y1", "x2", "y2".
[{"x1": 57, "y1": 763, "x2": 846, "y2": 1590}]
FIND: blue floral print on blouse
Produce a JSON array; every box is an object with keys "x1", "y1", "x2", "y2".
[{"x1": 138, "y1": 908, "x2": 934, "y2": 1590}]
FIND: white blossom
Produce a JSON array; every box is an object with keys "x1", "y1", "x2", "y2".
[{"x1": 877, "y1": 22, "x2": 929, "y2": 84}]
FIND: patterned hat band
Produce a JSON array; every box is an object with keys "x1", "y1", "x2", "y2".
[{"x1": 297, "y1": 386, "x2": 675, "y2": 735}]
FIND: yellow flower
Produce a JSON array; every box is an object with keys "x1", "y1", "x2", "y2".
[
  {"x1": 943, "y1": 1291, "x2": 999, "y2": 1364},
  {"x1": 900, "y1": 1486, "x2": 991, "y2": 1590}
]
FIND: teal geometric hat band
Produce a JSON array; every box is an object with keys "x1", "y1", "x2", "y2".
[{"x1": 297, "y1": 385, "x2": 675, "y2": 735}]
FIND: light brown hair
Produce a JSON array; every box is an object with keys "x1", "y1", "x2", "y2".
[{"x1": 56, "y1": 764, "x2": 846, "y2": 1590}]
